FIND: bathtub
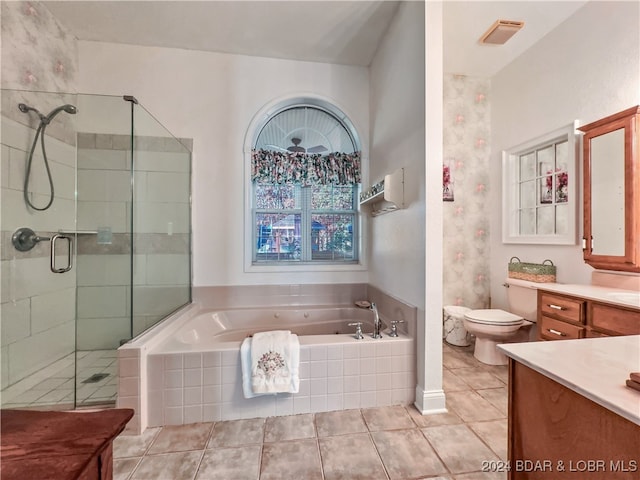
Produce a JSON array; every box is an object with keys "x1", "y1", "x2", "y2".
[
  {"x1": 117, "y1": 303, "x2": 416, "y2": 432},
  {"x1": 160, "y1": 306, "x2": 383, "y2": 350}
]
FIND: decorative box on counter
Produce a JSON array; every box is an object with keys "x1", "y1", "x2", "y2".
[{"x1": 508, "y1": 257, "x2": 556, "y2": 283}]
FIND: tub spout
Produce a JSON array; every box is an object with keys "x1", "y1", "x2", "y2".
[{"x1": 370, "y1": 303, "x2": 382, "y2": 339}]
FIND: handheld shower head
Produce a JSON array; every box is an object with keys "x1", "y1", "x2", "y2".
[
  {"x1": 44, "y1": 104, "x2": 77, "y2": 123},
  {"x1": 18, "y1": 103, "x2": 46, "y2": 121}
]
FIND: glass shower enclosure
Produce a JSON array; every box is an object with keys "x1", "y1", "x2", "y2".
[{"x1": 1, "y1": 89, "x2": 191, "y2": 409}]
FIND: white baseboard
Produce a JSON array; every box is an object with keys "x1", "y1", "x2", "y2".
[{"x1": 413, "y1": 386, "x2": 447, "y2": 415}]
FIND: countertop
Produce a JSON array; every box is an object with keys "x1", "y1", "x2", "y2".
[
  {"x1": 533, "y1": 282, "x2": 640, "y2": 309},
  {"x1": 498, "y1": 335, "x2": 640, "y2": 425}
]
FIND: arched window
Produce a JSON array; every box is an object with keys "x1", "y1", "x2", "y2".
[{"x1": 250, "y1": 101, "x2": 361, "y2": 264}]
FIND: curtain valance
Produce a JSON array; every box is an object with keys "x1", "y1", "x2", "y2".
[{"x1": 251, "y1": 149, "x2": 361, "y2": 185}]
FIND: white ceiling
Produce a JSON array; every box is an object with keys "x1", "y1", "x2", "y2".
[
  {"x1": 43, "y1": 0, "x2": 590, "y2": 75},
  {"x1": 443, "y1": 1, "x2": 588, "y2": 77},
  {"x1": 43, "y1": 1, "x2": 401, "y2": 67}
]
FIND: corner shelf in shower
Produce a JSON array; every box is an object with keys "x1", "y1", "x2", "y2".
[{"x1": 359, "y1": 168, "x2": 404, "y2": 216}]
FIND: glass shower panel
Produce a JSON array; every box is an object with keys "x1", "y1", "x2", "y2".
[
  {"x1": 131, "y1": 103, "x2": 191, "y2": 337},
  {"x1": 1, "y1": 89, "x2": 78, "y2": 409},
  {"x1": 74, "y1": 94, "x2": 133, "y2": 407}
]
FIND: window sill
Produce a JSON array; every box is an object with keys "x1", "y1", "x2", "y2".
[{"x1": 245, "y1": 262, "x2": 367, "y2": 274}]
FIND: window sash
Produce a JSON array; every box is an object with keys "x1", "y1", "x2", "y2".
[
  {"x1": 252, "y1": 184, "x2": 358, "y2": 263},
  {"x1": 502, "y1": 122, "x2": 578, "y2": 245}
]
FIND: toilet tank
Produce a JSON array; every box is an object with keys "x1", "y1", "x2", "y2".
[{"x1": 505, "y1": 278, "x2": 545, "y2": 321}]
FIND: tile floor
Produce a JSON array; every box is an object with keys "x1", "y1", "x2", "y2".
[
  {"x1": 1, "y1": 349, "x2": 118, "y2": 408},
  {"x1": 114, "y1": 341, "x2": 508, "y2": 480}
]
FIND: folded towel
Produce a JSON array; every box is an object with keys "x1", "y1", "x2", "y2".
[{"x1": 240, "y1": 331, "x2": 300, "y2": 399}]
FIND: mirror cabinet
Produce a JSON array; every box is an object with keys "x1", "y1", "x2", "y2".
[{"x1": 579, "y1": 106, "x2": 640, "y2": 272}]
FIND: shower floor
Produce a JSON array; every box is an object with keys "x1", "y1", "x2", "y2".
[{"x1": 0, "y1": 349, "x2": 118, "y2": 409}]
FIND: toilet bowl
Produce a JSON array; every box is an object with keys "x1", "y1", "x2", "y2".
[{"x1": 463, "y1": 278, "x2": 543, "y2": 365}]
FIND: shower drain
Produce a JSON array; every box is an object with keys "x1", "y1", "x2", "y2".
[{"x1": 82, "y1": 373, "x2": 109, "y2": 384}]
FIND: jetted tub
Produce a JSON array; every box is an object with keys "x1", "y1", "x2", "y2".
[
  {"x1": 118, "y1": 303, "x2": 417, "y2": 432},
  {"x1": 161, "y1": 306, "x2": 382, "y2": 351}
]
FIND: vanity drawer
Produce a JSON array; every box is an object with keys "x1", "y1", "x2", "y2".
[
  {"x1": 539, "y1": 316, "x2": 585, "y2": 341},
  {"x1": 539, "y1": 293, "x2": 585, "y2": 325},
  {"x1": 589, "y1": 303, "x2": 640, "y2": 335}
]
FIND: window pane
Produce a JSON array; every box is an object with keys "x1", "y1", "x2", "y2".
[
  {"x1": 255, "y1": 184, "x2": 300, "y2": 209},
  {"x1": 537, "y1": 206, "x2": 555, "y2": 235},
  {"x1": 255, "y1": 213, "x2": 301, "y2": 261},
  {"x1": 539, "y1": 176, "x2": 552, "y2": 204},
  {"x1": 311, "y1": 214, "x2": 354, "y2": 260},
  {"x1": 520, "y1": 208, "x2": 535, "y2": 235},
  {"x1": 555, "y1": 140, "x2": 568, "y2": 169},
  {"x1": 519, "y1": 152, "x2": 536, "y2": 181},
  {"x1": 311, "y1": 185, "x2": 355, "y2": 210},
  {"x1": 555, "y1": 204, "x2": 568, "y2": 235},
  {"x1": 519, "y1": 180, "x2": 535, "y2": 208}
]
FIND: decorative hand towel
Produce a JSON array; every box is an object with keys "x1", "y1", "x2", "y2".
[{"x1": 240, "y1": 330, "x2": 299, "y2": 398}]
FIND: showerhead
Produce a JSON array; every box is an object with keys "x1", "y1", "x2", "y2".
[
  {"x1": 44, "y1": 104, "x2": 77, "y2": 123},
  {"x1": 18, "y1": 102, "x2": 77, "y2": 124},
  {"x1": 18, "y1": 103, "x2": 46, "y2": 121}
]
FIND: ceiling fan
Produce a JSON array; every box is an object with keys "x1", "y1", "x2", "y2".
[{"x1": 287, "y1": 137, "x2": 327, "y2": 154}]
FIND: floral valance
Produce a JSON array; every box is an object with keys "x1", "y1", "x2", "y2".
[{"x1": 251, "y1": 149, "x2": 361, "y2": 185}]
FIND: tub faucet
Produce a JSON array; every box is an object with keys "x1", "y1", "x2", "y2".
[{"x1": 370, "y1": 303, "x2": 382, "y2": 339}]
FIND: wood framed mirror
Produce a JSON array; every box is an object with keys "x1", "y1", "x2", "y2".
[{"x1": 579, "y1": 106, "x2": 640, "y2": 272}]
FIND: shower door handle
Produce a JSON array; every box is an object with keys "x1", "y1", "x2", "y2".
[{"x1": 51, "y1": 234, "x2": 73, "y2": 273}]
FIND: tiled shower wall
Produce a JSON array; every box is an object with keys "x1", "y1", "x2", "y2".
[
  {"x1": 76, "y1": 133, "x2": 191, "y2": 350},
  {"x1": 442, "y1": 74, "x2": 491, "y2": 309},
  {"x1": 1, "y1": 1, "x2": 78, "y2": 390}
]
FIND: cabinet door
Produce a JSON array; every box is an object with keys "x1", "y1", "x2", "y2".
[
  {"x1": 589, "y1": 303, "x2": 640, "y2": 335},
  {"x1": 579, "y1": 106, "x2": 640, "y2": 273}
]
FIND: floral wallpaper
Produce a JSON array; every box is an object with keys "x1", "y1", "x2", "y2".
[
  {"x1": 443, "y1": 74, "x2": 491, "y2": 309},
  {"x1": 1, "y1": 1, "x2": 78, "y2": 143}
]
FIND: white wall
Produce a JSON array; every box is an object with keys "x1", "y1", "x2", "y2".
[
  {"x1": 78, "y1": 41, "x2": 371, "y2": 287},
  {"x1": 369, "y1": 0, "x2": 425, "y2": 320},
  {"x1": 489, "y1": 0, "x2": 640, "y2": 309},
  {"x1": 370, "y1": 1, "x2": 443, "y2": 413}
]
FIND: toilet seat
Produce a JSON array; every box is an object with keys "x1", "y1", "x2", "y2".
[{"x1": 464, "y1": 309, "x2": 523, "y2": 325}]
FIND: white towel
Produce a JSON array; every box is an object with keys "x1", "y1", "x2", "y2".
[{"x1": 240, "y1": 330, "x2": 299, "y2": 398}]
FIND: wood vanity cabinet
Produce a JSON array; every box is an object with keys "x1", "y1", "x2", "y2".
[
  {"x1": 579, "y1": 106, "x2": 640, "y2": 273},
  {"x1": 537, "y1": 292, "x2": 586, "y2": 340},
  {"x1": 537, "y1": 290, "x2": 640, "y2": 340},
  {"x1": 588, "y1": 302, "x2": 640, "y2": 337}
]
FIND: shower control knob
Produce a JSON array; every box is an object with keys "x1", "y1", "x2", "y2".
[{"x1": 12, "y1": 227, "x2": 50, "y2": 252}]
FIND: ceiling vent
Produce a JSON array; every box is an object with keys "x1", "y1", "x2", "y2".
[{"x1": 479, "y1": 19, "x2": 524, "y2": 45}]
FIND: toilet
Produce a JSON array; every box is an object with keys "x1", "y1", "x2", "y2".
[{"x1": 463, "y1": 278, "x2": 542, "y2": 365}]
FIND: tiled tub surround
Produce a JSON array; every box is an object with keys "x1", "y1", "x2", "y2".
[
  {"x1": 113, "y1": 342, "x2": 509, "y2": 480},
  {"x1": 118, "y1": 284, "x2": 417, "y2": 434}
]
